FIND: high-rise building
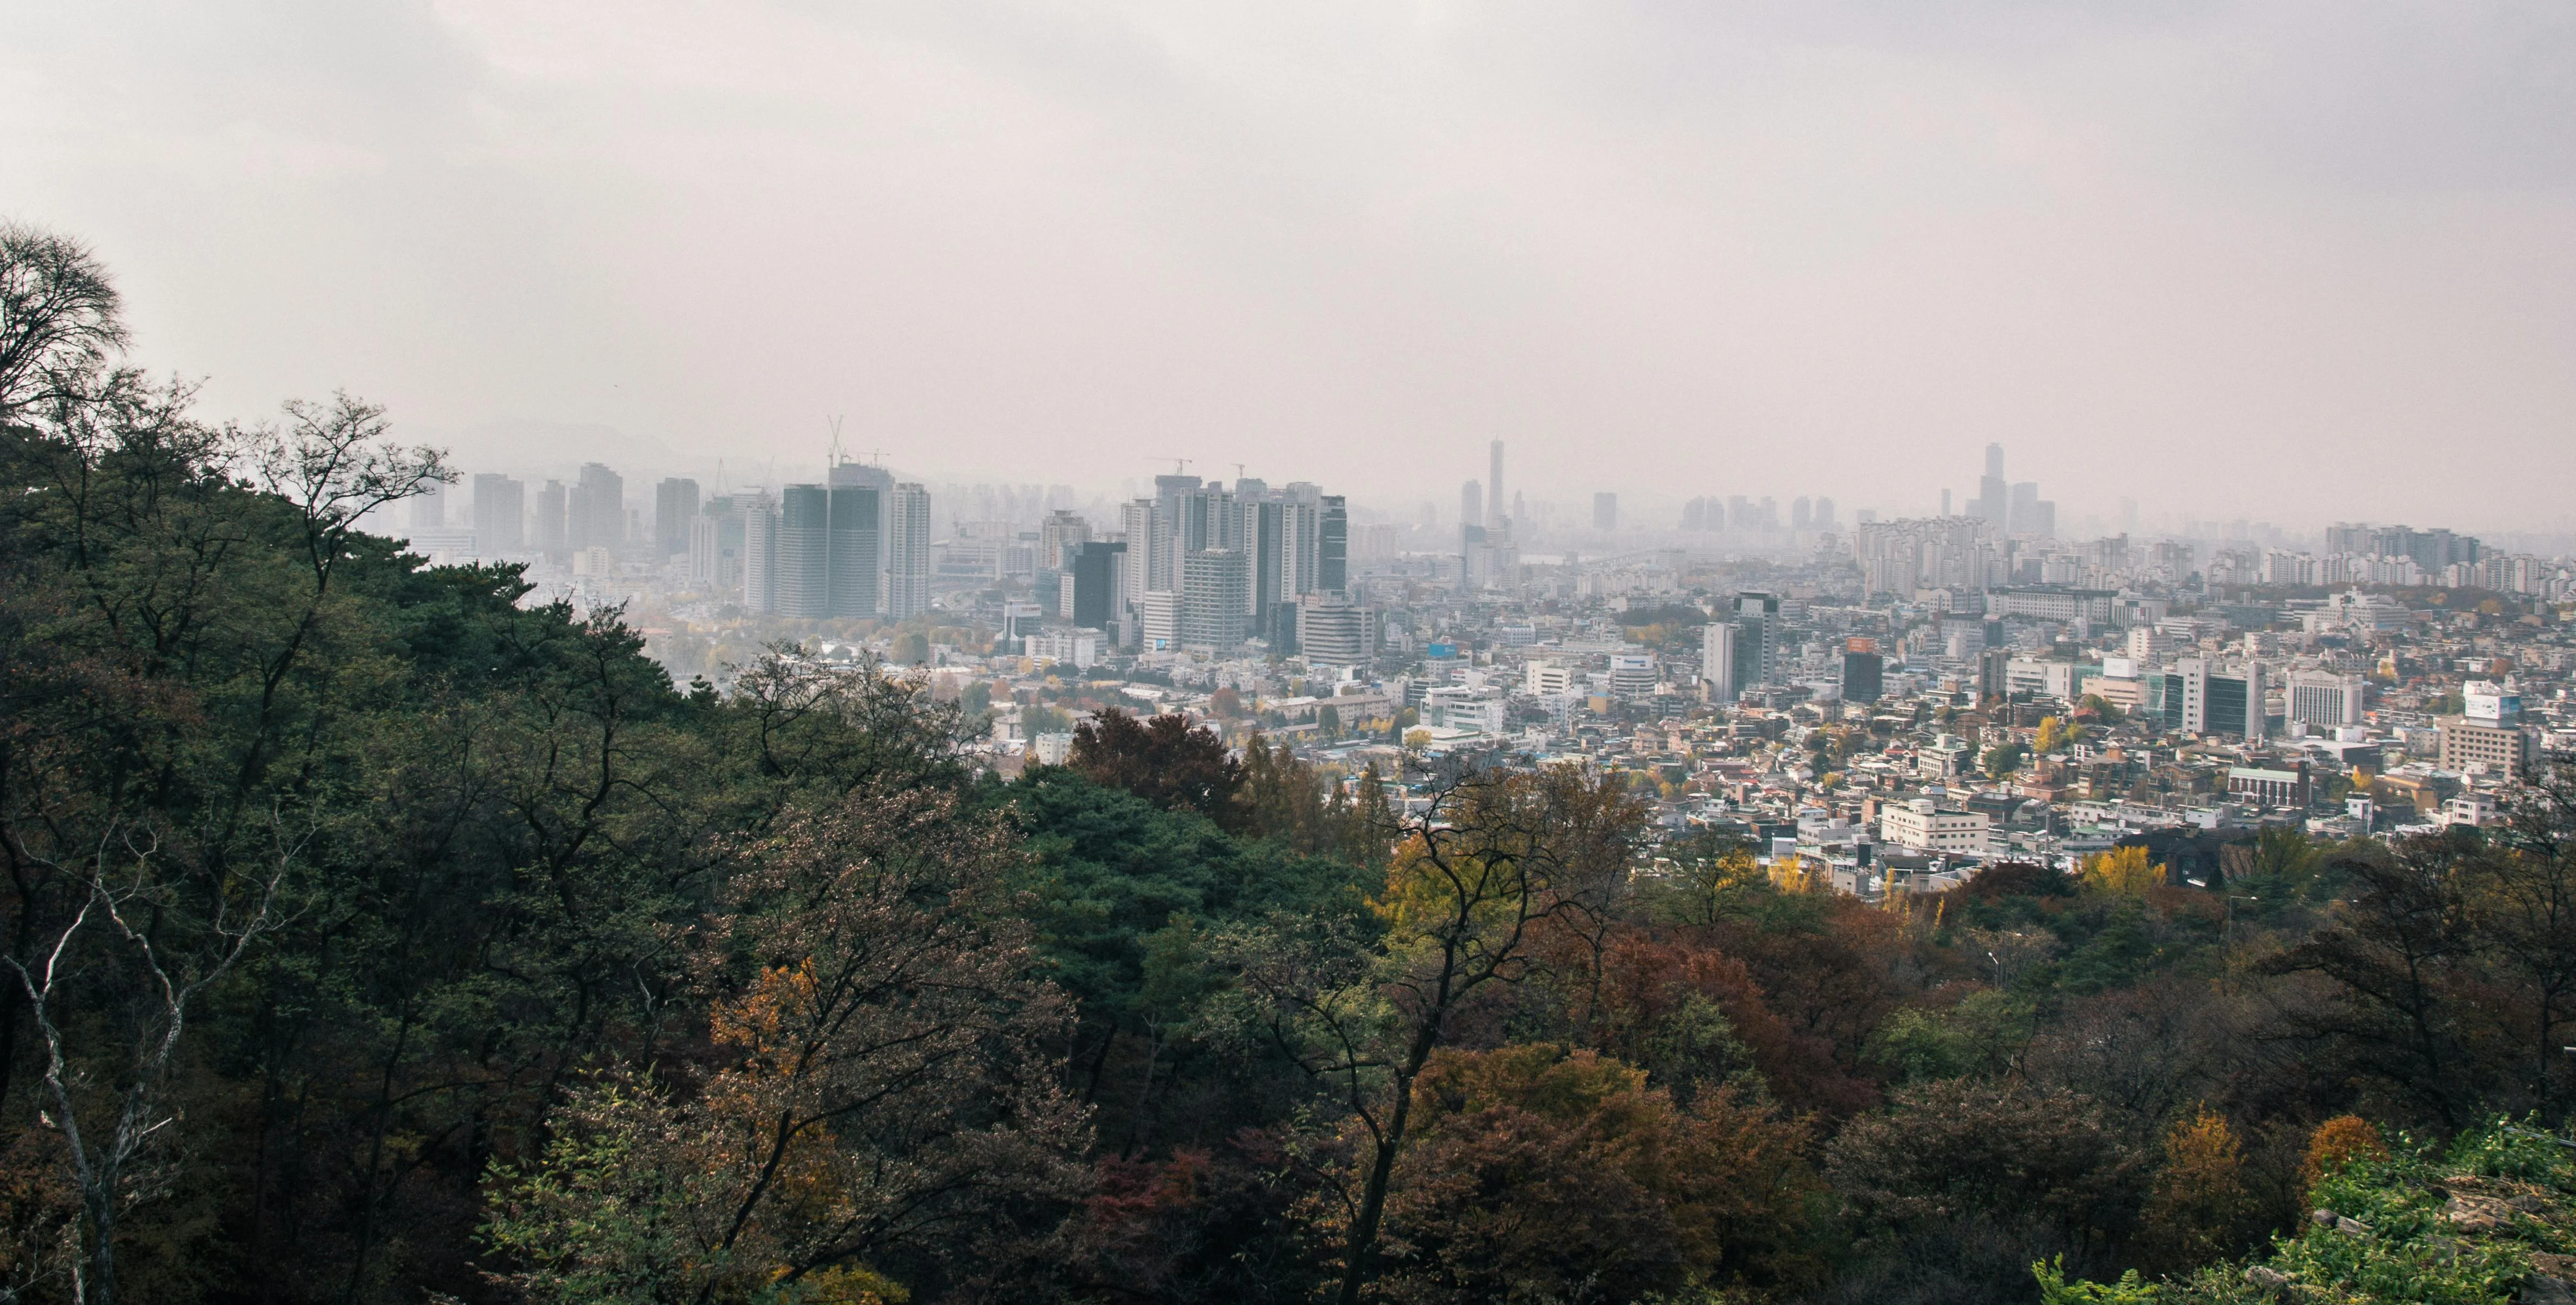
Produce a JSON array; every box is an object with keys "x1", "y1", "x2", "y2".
[
  {"x1": 886, "y1": 483, "x2": 933, "y2": 620},
  {"x1": 742, "y1": 493, "x2": 780, "y2": 613},
  {"x1": 1066, "y1": 541, "x2": 1126, "y2": 630},
  {"x1": 410, "y1": 483, "x2": 446, "y2": 531},
  {"x1": 1151, "y1": 474, "x2": 1202, "y2": 592},
  {"x1": 828, "y1": 482, "x2": 881, "y2": 617},
  {"x1": 655, "y1": 478, "x2": 700, "y2": 559},
  {"x1": 472, "y1": 474, "x2": 525, "y2": 553},
  {"x1": 1701, "y1": 621, "x2": 1737, "y2": 703},
  {"x1": 2286, "y1": 670, "x2": 2364, "y2": 730},
  {"x1": 1118, "y1": 499, "x2": 1157, "y2": 610},
  {"x1": 1138, "y1": 590, "x2": 1182, "y2": 651},
  {"x1": 1297, "y1": 594, "x2": 1373, "y2": 665},
  {"x1": 1180, "y1": 548, "x2": 1250, "y2": 650},
  {"x1": 1814, "y1": 497, "x2": 1836, "y2": 529},
  {"x1": 828, "y1": 461, "x2": 896, "y2": 613},
  {"x1": 1460, "y1": 479, "x2": 1484, "y2": 532},
  {"x1": 1593, "y1": 493, "x2": 1618, "y2": 532},
  {"x1": 1488, "y1": 441, "x2": 1505, "y2": 527},
  {"x1": 1038, "y1": 509, "x2": 1090, "y2": 571},
  {"x1": 1842, "y1": 638, "x2": 1883, "y2": 704},
  {"x1": 570, "y1": 463, "x2": 625, "y2": 552},
  {"x1": 1976, "y1": 443, "x2": 2008, "y2": 531},
  {"x1": 535, "y1": 480, "x2": 568, "y2": 561},
  {"x1": 1733, "y1": 591, "x2": 1781, "y2": 688},
  {"x1": 776, "y1": 485, "x2": 830, "y2": 618},
  {"x1": 1319, "y1": 496, "x2": 1347, "y2": 596}
]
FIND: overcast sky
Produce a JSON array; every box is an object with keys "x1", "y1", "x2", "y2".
[{"x1": 5, "y1": 1, "x2": 2572, "y2": 530}]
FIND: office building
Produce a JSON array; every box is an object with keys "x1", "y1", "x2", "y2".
[
  {"x1": 741, "y1": 493, "x2": 779, "y2": 613},
  {"x1": 1066, "y1": 541, "x2": 1127, "y2": 630},
  {"x1": 2158, "y1": 659, "x2": 2265, "y2": 742},
  {"x1": 887, "y1": 483, "x2": 933, "y2": 620},
  {"x1": 2439, "y1": 716, "x2": 2533, "y2": 778},
  {"x1": 1298, "y1": 594, "x2": 1374, "y2": 665},
  {"x1": 652, "y1": 479, "x2": 699, "y2": 559},
  {"x1": 534, "y1": 480, "x2": 568, "y2": 561},
  {"x1": 2286, "y1": 670, "x2": 2365, "y2": 730},
  {"x1": 569, "y1": 463, "x2": 625, "y2": 553},
  {"x1": 1488, "y1": 441, "x2": 1506, "y2": 527},
  {"x1": 775, "y1": 485, "x2": 830, "y2": 618},
  {"x1": 410, "y1": 484, "x2": 446, "y2": 531},
  {"x1": 1608, "y1": 653, "x2": 1657, "y2": 701},
  {"x1": 1460, "y1": 479, "x2": 1484, "y2": 531},
  {"x1": 1138, "y1": 590, "x2": 1182, "y2": 651},
  {"x1": 1319, "y1": 496, "x2": 1347, "y2": 595},
  {"x1": 472, "y1": 474, "x2": 525, "y2": 553},
  {"x1": 1842, "y1": 639, "x2": 1884, "y2": 704}
]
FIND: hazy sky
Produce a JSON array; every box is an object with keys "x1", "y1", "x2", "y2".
[{"x1": 5, "y1": 2, "x2": 2573, "y2": 529}]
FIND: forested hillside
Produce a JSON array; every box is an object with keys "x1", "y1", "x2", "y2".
[{"x1": 5, "y1": 226, "x2": 2574, "y2": 1304}]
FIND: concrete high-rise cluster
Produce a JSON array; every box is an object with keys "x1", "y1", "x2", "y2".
[
  {"x1": 1110, "y1": 474, "x2": 1352, "y2": 657},
  {"x1": 1965, "y1": 443, "x2": 2055, "y2": 539},
  {"x1": 732, "y1": 460, "x2": 931, "y2": 620}
]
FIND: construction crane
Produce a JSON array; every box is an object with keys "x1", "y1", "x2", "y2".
[{"x1": 1151, "y1": 458, "x2": 1194, "y2": 475}]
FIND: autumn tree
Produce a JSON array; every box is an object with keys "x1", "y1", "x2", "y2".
[
  {"x1": 1225, "y1": 759, "x2": 1640, "y2": 1305},
  {"x1": 2138, "y1": 1107, "x2": 2259, "y2": 1271},
  {"x1": 482, "y1": 779, "x2": 1090, "y2": 1302},
  {"x1": 1070, "y1": 710, "x2": 1246, "y2": 827},
  {"x1": 1367, "y1": 1044, "x2": 1816, "y2": 1303}
]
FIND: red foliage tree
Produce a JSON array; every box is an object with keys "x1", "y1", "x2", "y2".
[{"x1": 1069, "y1": 709, "x2": 1246, "y2": 827}]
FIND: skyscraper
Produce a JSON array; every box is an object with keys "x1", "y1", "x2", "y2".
[
  {"x1": 828, "y1": 461, "x2": 896, "y2": 613},
  {"x1": 1488, "y1": 441, "x2": 1505, "y2": 527},
  {"x1": 1180, "y1": 548, "x2": 1249, "y2": 650},
  {"x1": 1734, "y1": 591, "x2": 1781, "y2": 688},
  {"x1": 655, "y1": 477, "x2": 700, "y2": 559},
  {"x1": 886, "y1": 483, "x2": 933, "y2": 620},
  {"x1": 742, "y1": 493, "x2": 779, "y2": 613},
  {"x1": 828, "y1": 482, "x2": 881, "y2": 617},
  {"x1": 776, "y1": 484, "x2": 830, "y2": 618},
  {"x1": 1067, "y1": 540, "x2": 1126, "y2": 630},
  {"x1": 571, "y1": 463, "x2": 625, "y2": 552},
  {"x1": 472, "y1": 474, "x2": 525, "y2": 553},
  {"x1": 1118, "y1": 499, "x2": 1157, "y2": 613},
  {"x1": 535, "y1": 480, "x2": 568, "y2": 560},
  {"x1": 1701, "y1": 621, "x2": 1736, "y2": 703},
  {"x1": 410, "y1": 484, "x2": 446, "y2": 531},
  {"x1": 1318, "y1": 496, "x2": 1347, "y2": 596},
  {"x1": 1460, "y1": 479, "x2": 1483, "y2": 531},
  {"x1": 1977, "y1": 444, "x2": 2008, "y2": 530}
]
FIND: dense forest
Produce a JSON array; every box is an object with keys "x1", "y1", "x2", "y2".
[{"x1": 4, "y1": 225, "x2": 2575, "y2": 1305}]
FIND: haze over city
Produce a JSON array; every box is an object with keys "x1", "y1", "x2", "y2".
[
  {"x1": 11, "y1": 6, "x2": 2576, "y2": 1305},
  {"x1": 7, "y1": 1, "x2": 2574, "y2": 529}
]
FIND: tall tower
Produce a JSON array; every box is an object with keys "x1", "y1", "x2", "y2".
[
  {"x1": 1460, "y1": 479, "x2": 1483, "y2": 531},
  {"x1": 886, "y1": 483, "x2": 933, "y2": 620},
  {"x1": 1488, "y1": 441, "x2": 1505, "y2": 527}
]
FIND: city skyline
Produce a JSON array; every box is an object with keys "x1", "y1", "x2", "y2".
[{"x1": 8, "y1": 4, "x2": 2574, "y2": 527}]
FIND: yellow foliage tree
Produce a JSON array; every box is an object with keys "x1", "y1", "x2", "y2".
[
  {"x1": 2035, "y1": 716, "x2": 2065, "y2": 755},
  {"x1": 2141, "y1": 1106, "x2": 2256, "y2": 1269},
  {"x1": 2081, "y1": 846, "x2": 2163, "y2": 896}
]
